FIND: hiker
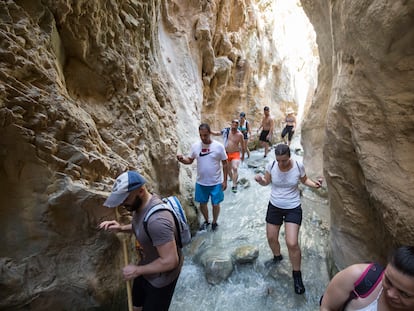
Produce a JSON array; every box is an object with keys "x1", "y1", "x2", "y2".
[
  {"x1": 99, "y1": 171, "x2": 182, "y2": 311},
  {"x1": 254, "y1": 143, "x2": 322, "y2": 295},
  {"x1": 281, "y1": 107, "x2": 296, "y2": 146},
  {"x1": 177, "y1": 123, "x2": 228, "y2": 231},
  {"x1": 257, "y1": 106, "x2": 274, "y2": 157},
  {"x1": 320, "y1": 245, "x2": 414, "y2": 311},
  {"x1": 212, "y1": 119, "x2": 245, "y2": 193},
  {"x1": 238, "y1": 112, "x2": 251, "y2": 158}
]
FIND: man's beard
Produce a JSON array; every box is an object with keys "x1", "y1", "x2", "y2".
[{"x1": 125, "y1": 196, "x2": 143, "y2": 212}]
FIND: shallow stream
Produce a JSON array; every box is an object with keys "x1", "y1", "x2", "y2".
[{"x1": 170, "y1": 140, "x2": 330, "y2": 311}]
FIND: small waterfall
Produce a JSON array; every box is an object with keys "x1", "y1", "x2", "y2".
[{"x1": 171, "y1": 141, "x2": 330, "y2": 311}]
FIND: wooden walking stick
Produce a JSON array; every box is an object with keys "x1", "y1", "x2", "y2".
[
  {"x1": 122, "y1": 238, "x2": 134, "y2": 311},
  {"x1": 116, "y1": 208, "x2": 133, "y2": 311}
]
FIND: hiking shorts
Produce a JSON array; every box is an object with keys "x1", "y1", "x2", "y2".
[
  {"x1": 259, "y1": 130, "x2": 270, "y2": 143},
  {"x1": 195, "y1": 183, "x2": 224, "y2": 205},
  {"x1": 227, "y1": 151, "x2": 241, "y2": 162},
  {"x1": 265, "y1": 202, "x2": 302, "y2": 226},
  {"x1": 132, "y1": 275, "x2": 178, "y2": 311}
]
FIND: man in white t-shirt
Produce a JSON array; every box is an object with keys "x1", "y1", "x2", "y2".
[{"x1": 177, "y1": 123, "x2": 228, "y2": 231}]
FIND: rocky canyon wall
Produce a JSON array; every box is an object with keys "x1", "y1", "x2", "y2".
[
  {"x1": 0, "y1": 0, "x2": 194, "y2": 309},
  {"x1": 301, "y1": 0, "x2": 414, "y2": 268}
]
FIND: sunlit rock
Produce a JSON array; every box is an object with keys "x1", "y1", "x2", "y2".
[
  {"x1": 301, "y1": 0, "x2": 414, "y2": 268},
  {"x1": 201, "y1": 250, "x2": 234, "y2": 285},
  {"x1": 232, "y1": 245, "x2": 259, "y2": 264}
]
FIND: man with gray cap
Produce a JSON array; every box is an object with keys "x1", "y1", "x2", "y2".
[{"x1": 99, "y1": 171, "x2": 182, "y2": 311}]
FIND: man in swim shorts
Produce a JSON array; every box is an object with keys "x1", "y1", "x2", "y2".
[
  {"x1": 213, "y1": 120, "x2": 245, "y2": 193},
  {"x1": 257, "y1": 106, "x2": 274, "y2": 157}
]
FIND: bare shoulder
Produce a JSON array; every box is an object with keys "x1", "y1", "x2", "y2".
[{"x1": 336, "y1": 263, "x2": 372, "y2": 282}]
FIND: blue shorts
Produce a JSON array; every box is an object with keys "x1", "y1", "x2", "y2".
[
  {"x1": 265, "y1": 202, "x2": 302, "y2": 225},
  {"x1": 195, "y1": 183, "x2": 224, "y2": 205}
]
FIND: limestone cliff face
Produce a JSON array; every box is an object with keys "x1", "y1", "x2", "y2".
[
  {"x1": 301, "y1": 0, "x2": 414, "y2": 268},
  {"x1": 0, "y1": 0, "x2": 188, "y2": 309}
]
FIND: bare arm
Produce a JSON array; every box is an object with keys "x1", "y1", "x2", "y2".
[
  {"x1": 99, "y1": 220, "x2": 133, "y2": 233},
  {"x1": 177, "y1": 154, "x2": 195, "y2": 165},
  {"x1": 320, "y1": 264, "x2": 369, "y2": 311},
  {"x1": 211, "y1": 129, "x2": 222, "y2": 136},
  {"x1": 122, "y1": 240, "x2": 179, "y2": 280},
  {"x1": 222, "y1": 159, "x2": 228, "y2": 190},
  {"x1": 300, "y1": 175, "x2": 322, "y2": 189},
  {"x1": 239, "y1": 134, "x2": 245, "y2": 160},
  {"x1": 270, "y1": 117, "x2": 275, "y2": 133},
  {"x1": 267, "y1": 117, "x2": 275, "y2": 139},
  {"x1": 257, "y1": 118, "x2": 264, "y2": 133},
  {"x1": 255, "y1": 170, "x2": 271, "y2": 186}
]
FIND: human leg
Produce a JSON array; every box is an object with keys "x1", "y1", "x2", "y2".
[
  {"x1": 137, "y1": 276, "x2": 179, "y2": 311},
  {"x1": 259, "y1": 130, "x2": 270, "y2": 157},
  {"x1": 132, "y1": 276, "x2": 146, "y2": 311},
  {"x1": 242, "y1": 137, "x2": 250, "y2": 158},
  {"x1": 266, "y1": 222, "x2": 282, "y2": 256},
  {"x1": 281, "y1": 126, "x2": 288, "y2": 143},
  {"x1": 265, "y1": 203, "x2": 284, "y2": 257},
  {"x1": 227, "y1": 159, "x2": 233, "y2": 181},
  {"x1": 283, "y1": 206, "x2": 302, "y2": 269},
  {"x1": 211, "y1": 184, "x2": 224, "y2": 229},
  {"x1": 232, "y1": 160, "x2": 239, "y2": 183},
  {"x1": 212, "y1": 204, "x2": 221, "y2": 228},
  {"x1": 199, "y1": 203, "x2": 209, "y2": 223},
  {"x1": 231, "y1": 160, "x2": 240, "y2": 192},
  {"x1": 284, "y1": 206, "x2": 305, "y2": 294},
  {"x1": 287, "y1": 126, "x2": 294, "y2": 146},
  {"x1": 246, "y1": 140, "x2": 250, "y2": 158},
  {"x1": 195, "y1": 183, "x2": 210, "y2": 226},
  {"x1": 264, "y1": 141, "x2": 270, "y2": 157},
  {"x1": 285, "y1": 223, "x2": 305, "y2": 294},
  {"x1": 285, "y1": 222, "x2": 301, "y2": 270},
  {"x1": 260, "y1": 140, "x2": 266, "y2": 156}
]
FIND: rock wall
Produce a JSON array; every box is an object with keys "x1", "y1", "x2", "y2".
[
  {"x1": 0, "y1": 0, "x2": 190, "y2": 309},
  {"x1": 301, "y1": 0, "x2": 414, "y2": 268}
]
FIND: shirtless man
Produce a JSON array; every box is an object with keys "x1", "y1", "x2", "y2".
[
  {"x1": 257, "y1": 106, "x2": 275, "y2": 157},
  {"x1": 213, "y1": 120, "x2": 245, "y2": 193}
]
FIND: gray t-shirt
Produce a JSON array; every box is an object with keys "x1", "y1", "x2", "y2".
[{"x1": 132, "y1": 195, "x2": 183, "y2": 288}]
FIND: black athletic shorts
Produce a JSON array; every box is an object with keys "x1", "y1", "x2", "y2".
[
  {"x1": 132, "y1": 275, "x2": 179, "y2": 311},
  {"x1": 265, "y1": 202, "x2": 302, "y2": 225},
  {"x1": 259, "y1": 130, "x2": 270, "y2": 143}
]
